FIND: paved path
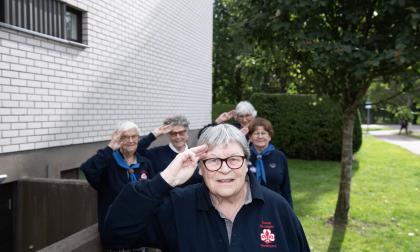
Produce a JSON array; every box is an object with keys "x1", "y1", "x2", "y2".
[{"x1": 363, "y1": 124, "x2": 420, "y2": 155}]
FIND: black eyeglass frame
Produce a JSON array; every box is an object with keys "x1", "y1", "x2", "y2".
[{"x1": 201, "y1": 155, "x2": 246, "y2": 172}]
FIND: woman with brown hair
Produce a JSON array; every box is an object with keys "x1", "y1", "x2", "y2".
[{"x1": 248, "y1": 117, "x2": 293, "y2": 207}]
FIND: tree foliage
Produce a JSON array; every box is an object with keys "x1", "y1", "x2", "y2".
[
  {"x1": 213, "y1": 0, "x2": 307, "y2": 104},
  {"x1": 228, "y1": 0, "x2": 419, "y2": 224}
]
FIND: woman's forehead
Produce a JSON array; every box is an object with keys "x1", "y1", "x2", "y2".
[
  {"x1": 171, "y1": 125, "x2": 187, "y2": 131},
  {"x1": 122, "y1": 128, "x2": 138, "y2": 135},
  {"x1": 206, "y1": 142, "x2": 244, "y2": 156}
]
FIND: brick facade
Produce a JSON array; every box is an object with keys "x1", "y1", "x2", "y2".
[{"x1": 0, "y1": 0, "x2": 213, "y2": 154}]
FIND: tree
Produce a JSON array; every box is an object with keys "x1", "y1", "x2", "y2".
[
  {"x1": 213, "y1": 0, "x2": 306, "y2": 103},
  {"x1": 366, "y1": 78, "x2": 420, "y2": 123},
  {"x1": 237, "y1": 0, "x2": 419, "y2": 224}
]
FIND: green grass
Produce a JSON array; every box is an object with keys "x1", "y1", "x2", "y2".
[{"x1": 291, "y1": 135, "x2": 420, "y2": 251}]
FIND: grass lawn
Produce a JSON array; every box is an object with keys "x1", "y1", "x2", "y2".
[{"x1": 290, "y1": 135, "x2": 420, "y2": 251}]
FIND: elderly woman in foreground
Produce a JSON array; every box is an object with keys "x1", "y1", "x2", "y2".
[{"x1": 103, "y1": 124, "x2": 309, "y2": 251}]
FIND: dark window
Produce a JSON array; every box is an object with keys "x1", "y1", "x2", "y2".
[
  {"x1": 65, "y1": 6, "x2": 82, "y2": 42},
  {"x1": 0, "y1": 0, "x2": 4, "y2": 22},
  {"x1": 1, "y1": 0, "x2": 84, "y2": 43}
]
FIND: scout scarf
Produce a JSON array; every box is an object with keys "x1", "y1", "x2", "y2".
[
  {"x1": 251, "y1": 144, "x2": 275, "y2": 184},
  {"x1": 112, "y1": 150, "x2": 140, "y2": 182}
]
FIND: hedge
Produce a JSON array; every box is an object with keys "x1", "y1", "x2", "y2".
[{"x1": 245, "y1": 93, "x2": 362, "y2": 160}]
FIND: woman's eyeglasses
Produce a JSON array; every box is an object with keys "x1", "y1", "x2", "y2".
[
  {"x1": 202, "y1": 156, "x2": 245, "y2": 172},
  {"x1": 120, "y1": 135, "x2": 139, "y2": 142},
  {"x1": 169, "y1": 130, "x2": 187, "y2": 137}
]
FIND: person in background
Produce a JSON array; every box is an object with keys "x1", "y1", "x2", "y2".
[
  {"x1": 399, "y1": 119, "x2": 409, "y2": 135},
  {"x1": 141, "y1": 115, "x2": 202, "y2": 185},
  {"x1": 248, "y1": 117, "x2": 293, "y2": 208},
  {"x1": 198, "y1": 101, "x2": 257, "y2": 138},
  {"x1": 81, "y1": 121, "x2": 153, "y2": 251},
  {"x1": 103, "y1": 124, "x2": 309, "y2": 251}
]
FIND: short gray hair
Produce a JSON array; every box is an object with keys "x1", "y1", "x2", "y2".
[
  {"x1": 197, "y1": 124, "x2": 250, "y2": 158},
  {"x1": 163, "y1": 115, "x2": 190, "y2": 129},
  {"x1": 118, "y1": 121, "x2": 140, "y2": 135},
  {"x1": 235, "y1": 101, "x2": 257, "y2": 117}
]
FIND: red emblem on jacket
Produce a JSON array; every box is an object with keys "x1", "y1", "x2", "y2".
[
  {"x1": 260, "y1": 229, "x2": 275, "y2": 244},
  {"x1": 259, "y1": 221, "x2": 277, "y2": 248}
]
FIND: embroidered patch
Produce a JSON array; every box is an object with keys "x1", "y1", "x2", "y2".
[
  {"x1": 269, "y1": 163, "x2": 276, "y2": 168},
  {"x1": 259, "y1": 221, "x2": 277, "y2": 248},
  {"x1": 139, "y1": 171, "x2": 148, "y2": 180},
  {"x1": 249, "y1": 166, "x2": 257, "y2": 173}
]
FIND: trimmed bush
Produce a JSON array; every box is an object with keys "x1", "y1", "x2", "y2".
[
  {"x1": 212, "y1": 104, "x2": 236, "y2": 122},
  {"x1": 250, "y1": 93, "x2": 362, "y2": 160}
]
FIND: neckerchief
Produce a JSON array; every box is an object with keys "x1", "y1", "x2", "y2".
[
  {"x1": 112, "y1": 150, "x2": 140, "y2": 182},
  {"x1": 251, "y1": 144, "x2": 275, "y2": 184}
]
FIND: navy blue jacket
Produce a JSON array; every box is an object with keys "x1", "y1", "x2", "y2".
[
  {"x1": 248, "y1": 149, "x2": 293, "y2": 208},
  {"x1": 80, "y1": 146, "x2": 153, "y2": 240},
  {"x1": 103, "y1": 173, "x2": 310, "y2": 251}
]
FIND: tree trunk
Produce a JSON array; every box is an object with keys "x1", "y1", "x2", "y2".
[{"x1": 333, "y1": 107, "x2": 356, "y2": 225}]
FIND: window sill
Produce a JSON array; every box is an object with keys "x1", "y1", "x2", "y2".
[{"x1": 0, "y1": 22, "x2": 88, "y2": 49}]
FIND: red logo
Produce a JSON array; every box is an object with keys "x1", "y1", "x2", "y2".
[
  {"x1": 260, "y1": 229, "x2": 275, "y2": 244},
  {"x1": 259, "y1": 221, "x2": 277, "y2": 248}
]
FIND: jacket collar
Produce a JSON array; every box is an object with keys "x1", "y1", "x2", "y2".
[{"x1": 196, "y1": 172, "x2": 265, "y2": 211}]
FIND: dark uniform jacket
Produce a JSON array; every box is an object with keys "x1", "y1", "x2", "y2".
[
  {"x1": 80, "y1": 145, "x2": 153, "y2": 239},
  {"x1": 138, "y1": 134, "x2": 202, "y2": 185},
  {"x1": 248, "y1": 149, "x2": 293, "y2": 208},
  {"x1": 103, "y1": 172, "x2": 310, "y2": 251}
]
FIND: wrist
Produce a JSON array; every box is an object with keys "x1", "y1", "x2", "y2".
[
  {"x1": 108, "y1": 142, "x2": 118, "y2": 150},
  {"x1": 160, "y1": 170, "x2": 177, "y2": 187}
]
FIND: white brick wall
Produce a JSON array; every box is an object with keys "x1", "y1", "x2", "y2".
[{"x1": 0, "y1": 0, "x2": 213, "y2": 154}]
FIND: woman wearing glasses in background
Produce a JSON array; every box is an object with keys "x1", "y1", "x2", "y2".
[
  {"x1": 81, "y1": 121, "x2": 153, "y2": 251},
  {"x1": 141, "y1": 115, "x2": 202, "y2": 185},
  {"x1": 248, "y1": 117, "x2": 293, "y2": 208},
  {"x1": 103, "y1": 124, "x2": 309, "y2": 251}
]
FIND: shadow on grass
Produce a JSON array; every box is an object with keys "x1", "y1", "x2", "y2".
[
  {"x1": 291, "y1": 158, "x2": 360, "y2": 217},
  {"x1": 326, "y1": 222, "x2": 347, "y2": 252}
]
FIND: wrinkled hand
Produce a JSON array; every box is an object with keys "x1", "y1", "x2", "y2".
[
  {"x1": 240, "y1": 126, "x2": 249, "y2": 135},
  {"x1": 108, "y1": 130, "x2": 122, "y2": 150},
  {"x1": 152, "y1": 124, "x2": 173, "y2": 137},
  {"x1": 215, "y1": 110, "x2": 235, "y2": 124},
  {"x1": 161, "y1": 145, "x2": 208, "y2": 187}
]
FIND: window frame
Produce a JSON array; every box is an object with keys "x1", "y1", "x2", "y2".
[
  {"x1": 65, "y1": 5, "x2": 83, "y2": 43},
  {"x1": 0, "y1": 0, "x2": 86, "y2": 45}
]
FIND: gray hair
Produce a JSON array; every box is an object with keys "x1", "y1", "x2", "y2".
[
  {"x1": 163, "y1": 115, "x2": 190, "y2": 129},
  {"x1": 197, "y1": 124, "x2": 250, "y2": 158},
  {"x1": 118, "y1": 121, "x2": 140, "y2": 135},
  {"x1": 235, "y1": 101, "x2": 257, "y2": 117}
]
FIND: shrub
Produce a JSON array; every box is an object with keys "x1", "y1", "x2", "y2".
[
  {"x1": 212, "y1": 104, "x2": 235, "y2": 121},
  {"x1": 250, "y1": 93, "x2": 362, "y2": 160}
]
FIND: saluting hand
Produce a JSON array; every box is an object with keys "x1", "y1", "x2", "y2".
[
  {"x1": 161, "y1": 145, "x2": 208, "y2": 187},
  {"x1": 215, "y1": 110, "x2": 235, "y2": 124},
  {"x1": 108, "y1": 130, "x2": 122, "y2": 150},
  {"x1": 152, "y1": 124, "x2": 173, "y2": 137}
]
